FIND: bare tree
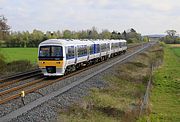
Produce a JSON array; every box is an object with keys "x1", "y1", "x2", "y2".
[
  {"x1": 0, "y1": 15, "x2": 10, "y2": 40},
  {"x1": 165, "y1": 30, "x2": 177, "y2": 37},
  {"x1": 165, "y1": 30, "x2": 177, "y2": 43}
]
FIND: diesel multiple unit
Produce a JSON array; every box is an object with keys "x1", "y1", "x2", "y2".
[{"x1": 38, "y1": 39, "x2": 127, "y2": 76}]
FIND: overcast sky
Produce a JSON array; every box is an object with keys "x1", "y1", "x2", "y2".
[{"x1": 0, "y1": 0, "x2": 180, "y2": 35}]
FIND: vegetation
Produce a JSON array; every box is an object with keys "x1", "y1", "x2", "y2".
[
  {"x1": 160, "y1": 30, "x2": 180, "y2": 44},
  {"x1": 58, "y1": 44, "x2": 164, "y2": 122},
  {"x1": 169, "y1": 44, "x2": 180, "y2": 48},
  {"x1": 171, "y1": 46, "x2": 180, "y2": 57},
  {"x1": 138, "y1": 45, "x2": 180, "y2": 122},
  {"x1": 0, "y1": 49, "x2": 6, "y2": 74},
  {"x1": 1, "y1": 48, "x2": 38, "y2": 63},
  {"x1": 0, "y1": 15, "x2": 145, "y2": 48},
  {"x1": 0, "y1": 59, "x2": 33, "y2": 76},
  {"x1": 0, "y1": 15, "x2": 10, "y2": 41},
  {"x1": 0, "y1": 47, "x2": 37, "y2": 76},
  {"x1": 0, "y1": 27, "x2": 143, "y2": 47}
]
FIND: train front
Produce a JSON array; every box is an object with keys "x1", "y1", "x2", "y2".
[{"x1": 38, "y1": 42, "x2": 65, "y2": 76}]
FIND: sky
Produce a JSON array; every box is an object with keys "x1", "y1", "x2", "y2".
[{"x1": 0, "y1": 0, "x2": 180, "y2": 35}]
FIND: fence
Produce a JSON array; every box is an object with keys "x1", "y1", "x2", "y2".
[{"x1": 139, "y1": 64, "x2": 153, "y2": 117}]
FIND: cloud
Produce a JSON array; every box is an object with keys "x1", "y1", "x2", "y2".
[
  {"x1": 0, "y1": 0, "x2": 5, "y2": 4},
  {"x1": 0, "y1": 0, "x2": 180, "y2": 34},
  {"x1": 131, "y1": 0, "x2": 179, "y2": 12}
]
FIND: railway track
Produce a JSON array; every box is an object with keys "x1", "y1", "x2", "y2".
[
  {"x1": 0, "y1": 69, "x2": 42, "y2": 83},
  {"x1": 0, "y1": 42, "x2": 148, "y2": 105},
  {"x1": 0, "y1": 72, "x2": 43, "y2": 89}
]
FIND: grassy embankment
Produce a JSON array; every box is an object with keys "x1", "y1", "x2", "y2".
[
  {"x1": 58, "y1": 43, "x2": 164, "y2": 122},
  {"x1": 0, "y1": 48, "x2": 38, "y2": 64},
  {"x1": 138, "y1": 44, "x2": 180, "y2": 122},
  {"x1": 0, "y1": 48, "x2": 38, "y2": 76}
]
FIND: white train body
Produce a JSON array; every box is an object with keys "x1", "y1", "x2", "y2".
[{"x1": 38, "y1": 39, "x2": 127, "y2": 76}]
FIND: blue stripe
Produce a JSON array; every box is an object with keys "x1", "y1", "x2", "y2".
[
  {"x1": 78, "y1": 54, "x2": 87, "y2": 57},
  {"x1": 93, "y1": 44, "x2": 96, "y2": 54},
  {"x1": 66, "y1": 56, "x2": 75, "y2": 60}
]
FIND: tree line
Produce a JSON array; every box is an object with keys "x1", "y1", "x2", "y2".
[
  {"x1": 160, "y1": 30, "x2": 180, "y2": 44},
  {"x1": 0, "y1": 15, "x2": 146, "y2": 48}
]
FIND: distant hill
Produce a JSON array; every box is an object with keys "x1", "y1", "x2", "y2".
[{"x1": 143, "y1": 34, "x2": 166, "y2": 38}]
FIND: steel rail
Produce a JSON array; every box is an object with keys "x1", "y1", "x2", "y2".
[
  {"x1": 0, "y1": 72, "x2": 43, "y2": 89},
  {"x1": 0, "y1": 69, "x2": 41, "y2": 83},
  {"x1": 0, "y1": 77, "x2": 45, "y2": 96}
]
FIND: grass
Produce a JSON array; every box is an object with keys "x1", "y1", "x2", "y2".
[
  {"x1": 0, "y1": 48, "x2": 36, "y2": 76},
  {"x1": 168, "y1": 44, "x2": 180, "y2": 48},
  {"x1": 0, "y1": 48, "x2": 38, "y2": 64},
  {"x1": 171, "y1": 47, "x2": 180, "y2": 57},
  {"x1": 59, "y1": 78, "x2": 146, "y2": 122},
  {"x1": 138, "y1": 45, "x2": 180, "y2": 122},
  {"x1": 58, "y1": 43, "x2": 164, "y2": 122}
]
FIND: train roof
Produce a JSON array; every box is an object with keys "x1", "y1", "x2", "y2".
[
  {"x1": 39, "y1": 39, "x2": 93, "y2": 46},
  {"x1": 39, "y1": 39, "x2": 126, "y2": 47}
]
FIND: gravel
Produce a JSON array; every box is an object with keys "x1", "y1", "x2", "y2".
[
  {"x1": 0, "y1": 76, "x2": 42, "y2": 117},
  {"x1": 9, "y1": 75, "x2": 108, "y2": 122}
]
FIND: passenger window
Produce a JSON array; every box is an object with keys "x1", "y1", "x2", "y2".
[
  {"x1": 96, "y1": 44, "x2": 100, "y2": 53},
  {"x1": 107, "y1": 43, "x2": 110, "y2": 50},
  {"x1": 119, "y1": 42, "x2": 121, "y2": 47},
  {"x1": 90, "y1": 45, "x2": 94, "y2": 54},
  {"x1": 116, "y1": 43, "x2": 119, "y2": 48},
  {"x1": 101, "y1": 43, "x2": 106, "y2": 52},
  {"x1": 77, "y1": 45, "x2": 87, "y2": 57},
  {"x1": 66, "y1": 46, "x2": 74, "y2": 59},
  {"x1": 111, "y1": 43, "x2": 115, "y2": 49}
]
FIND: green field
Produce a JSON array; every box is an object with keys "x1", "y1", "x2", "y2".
[
  {"x1": 141, "y1": 45, "x2": 180, "y2": 121},
  {"x1": 0, "y1": 48, "x2": 38, "y2": 64},
  {"x1": 171, "y1": 47, "x2": 180, "y2": 57}
]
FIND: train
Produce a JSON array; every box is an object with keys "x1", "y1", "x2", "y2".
[{"x1": 38, "y1": 39, "x2": 127, "y2": 76}]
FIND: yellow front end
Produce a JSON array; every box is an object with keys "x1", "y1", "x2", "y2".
[{"x1": 38, "y1": 60, "x2": 64, "y2": 76}]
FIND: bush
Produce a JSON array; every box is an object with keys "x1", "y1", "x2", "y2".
[
  {"x1": 0, "y1": 55, "x2": 6, "y2": 72},
  {"x1": 0, "y1": 50, "x2": 7, "y2": 75},
  {"x1": 127, "y1": 38, "x2": 141, "y2": 43},
  {"x1": 6, "y1": 60, "x2": 33, "y2": 73},
  {"x1": 159, "y1": 41, "x2": 165, "y2": 47}
]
